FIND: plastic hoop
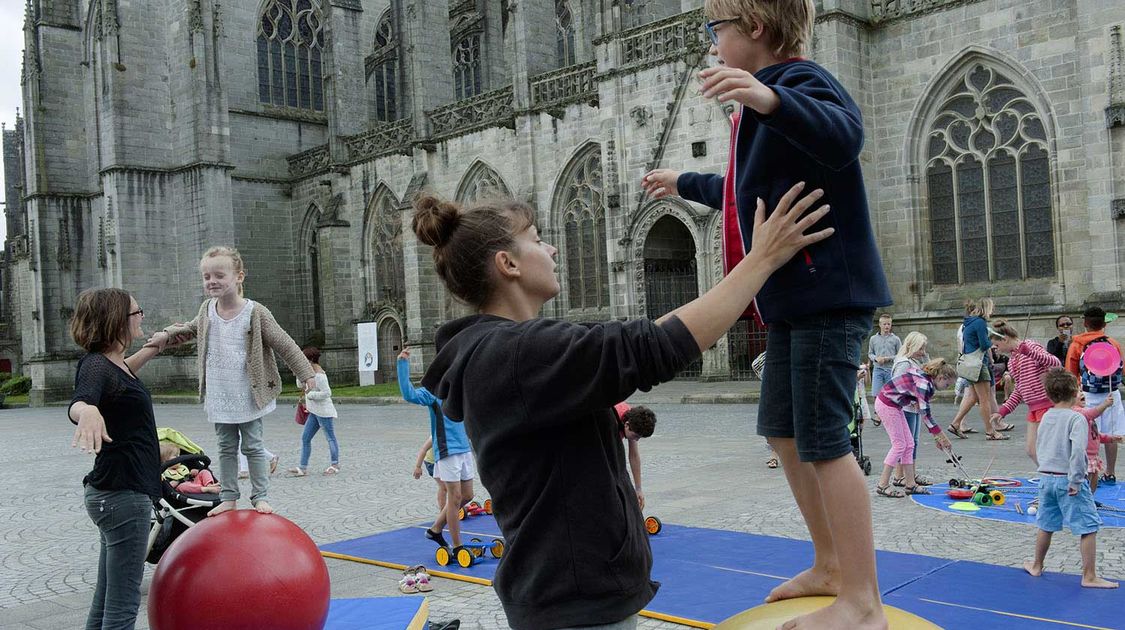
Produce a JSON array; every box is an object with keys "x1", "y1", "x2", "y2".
[{"x1": 981, "y1": 477, "x2": 1021, "y2": 487}]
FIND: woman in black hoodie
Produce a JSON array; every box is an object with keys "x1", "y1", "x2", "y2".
[{"x1": 415, "y1": 183, "x2": 831, "y2": 629}]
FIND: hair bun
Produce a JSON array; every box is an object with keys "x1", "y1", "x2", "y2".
[{"x1": 412, "y1": 194, "x2": 461, "y2": 248}]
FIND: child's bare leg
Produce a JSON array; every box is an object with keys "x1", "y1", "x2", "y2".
[
  {"x1": 1080, "y1": 532, "x2": 1118, "y2": 588},
  {"x1": 781, "y1": 454, "x2": 886, "y2": 629},
  {"x1": 1106, "y1": 442, "x2": 1118, "y2": 478},
  {"x1": 877, "y1": 463, "x2": 894, "y2": 490},
  {"x1": 902, "y1": 463, "x2": 916, "y2": 488},
  {"x1": 766, "y1": 438, "x2": 841, "y2": 602},
  {"x1": 1089, "y1": 472, "x2": 1099, "y2": 495},
  {"x1": 460, "y1": 479, "x2": 474, "y2": 508},
  {"x1": 435, "y1": 478, "x2": 447, "y2": 510},
  {"x1": 891, "y1": 463, "x2": 903, "y2": 483},
  {"x1": 1026, "y1": 422, "x2": 1039, "y2": 466},
  {"x1": 1023, "y1": 530, "x2": 1051, "y2": 576},
  {"x1": 444, "y1": 481, "x2": 463, "y2": 547},
  {"x1": 950, "y1": 386, "x2": 978, "y2": 431}
]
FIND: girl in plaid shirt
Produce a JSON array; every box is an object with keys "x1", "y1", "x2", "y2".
[{"x1": 874, "y1": 359, "x2": 956, "y2": 498}]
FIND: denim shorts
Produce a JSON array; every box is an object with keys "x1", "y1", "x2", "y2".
[
  {"x1": 758, "y1": 308, "x2": 873, "y2": 462},
  {"x1": 1037, "y1": 475, "x2": 1101, "y2": 536}
]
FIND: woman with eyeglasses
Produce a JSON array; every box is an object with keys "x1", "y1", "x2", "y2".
[
  {"x1": 1047, "y1": 315, "x2": 1074, "y2": 366},
  {"x1": 68, "y1": 288, "x2": 165, "y2": 630}
]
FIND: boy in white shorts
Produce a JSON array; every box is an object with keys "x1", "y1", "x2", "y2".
[{"x1": 399, "y1": 349, "x2": 477, "y2": 550}]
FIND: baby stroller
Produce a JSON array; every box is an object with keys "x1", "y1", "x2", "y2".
[
  {"x1": 850, "y1": 384, "x2": 872, "y2": 475},
  {"x1": 146, "y1": 428, "x2": 223, "y2": 564}
]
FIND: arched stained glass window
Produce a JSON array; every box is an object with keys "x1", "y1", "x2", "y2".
[
  {"x1": 925, "y1": 63, "x2": 1055, "y2": 284},
  {"x1": 558, "y1": 146, "x2": 610, "y2": 311},
  {"x1": 368, "y1": 189, "x2": 405, "y2": 304},
  {"x1": 556, "y1": 1, "x2": 576, "y2": 67},
  {"x1": 257, "y1": 0, "x2": 325, "y2": 111},
  {"x1": 369, "y1": 10, "x2": 399, "y2": 122},
  {"x1": 452, "y1": 34, "x2": 482, "y2": 100}
]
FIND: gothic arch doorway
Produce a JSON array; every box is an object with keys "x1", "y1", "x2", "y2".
[
  {"x1": 643, "y1": 215, "x2": 701, "y2": 377},
  {"x1": 374, "y1": 317, "x2": 403, "y2": 384}
]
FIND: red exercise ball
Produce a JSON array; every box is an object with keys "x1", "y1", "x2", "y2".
[{"x1": 148, "y1": 511, "x2": 330, "y2": 630}]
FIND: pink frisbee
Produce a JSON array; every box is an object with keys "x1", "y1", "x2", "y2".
[{"x1": 1084, "y1": 342, "x2": 1121, "y2": 377}]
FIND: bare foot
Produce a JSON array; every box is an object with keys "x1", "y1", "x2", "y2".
[
  {"x1": 766, "y1": 566, "x2": 840, "y2": 603},
  {"x1": 254, "y1": 500, "x2": 273, "y2": 514},
  {"x1": 207, "y1": 500, "x2": 236, "y2": 517},
  {"x1": 1023, "y1": 561, "x2": 1043, "y2": 577},
  {"x1": 1082, "y1": 576, "x2": 1119, "y2": 589},
  {"x1": 779, "y1": 597, "x2": 887, "y2": 630}
]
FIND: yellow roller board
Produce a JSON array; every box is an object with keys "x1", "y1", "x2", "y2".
[{"x1": 714, "y1": 596, "x2": 941, "y2": 629}]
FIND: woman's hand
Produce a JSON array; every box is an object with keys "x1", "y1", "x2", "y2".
[
  {"x1": 748, "y1": 182, "x2": 834, "y2": 273},
  {"x1": 398, "y1": 348, "x2": 411, "y2": 360},
  {"x1": 72, "y1": 407, "x2": 112, "y2": 454},
  {"x1": 304, "y1": 377, "x2": 317, "y2": 392},
  {"x1": 640, "y1": 169, "x2": 681, "y2": 199}
]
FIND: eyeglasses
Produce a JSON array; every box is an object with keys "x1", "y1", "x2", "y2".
[
  {"x1": 704, "y1": 18, "x2": 738, "y2": 46},
  {"x1": 1058, "y1": 322, "x2": 1073, "y2": 328},
  {"x1": 128, "y1": 309, "x2": 144, "y2": 318}
]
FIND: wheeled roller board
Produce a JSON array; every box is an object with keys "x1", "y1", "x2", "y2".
[
  {"x1": 435, "y1": 537, "x2": 505, "y2": 568},
  {"x1": 457, "y1": 499, "x2": 494, "y2": 521}
]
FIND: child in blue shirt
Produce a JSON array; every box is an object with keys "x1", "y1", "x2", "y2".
[
  {"x1": 398, "y1": 349, "x2": 476, "y2": 552},
  {"x1": 642, "y1": 1, "x2": 892, "y2": 627}
]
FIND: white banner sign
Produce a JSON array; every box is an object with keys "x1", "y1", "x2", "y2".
[{"x1": 357, "y1": 322, "x2": 378, "y2": 372}]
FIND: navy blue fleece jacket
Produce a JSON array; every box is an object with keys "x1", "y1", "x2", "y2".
[{"x1": 677, "y1": 59, "x2": 891, "y2": 323}]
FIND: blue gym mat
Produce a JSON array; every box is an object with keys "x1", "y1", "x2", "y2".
[
  {"x1": 324, "y1": 597, "x2": 426, "y2": 630},
  {"x1": 911, "y1": 477, "x2": 1125, "y2": 528},
  {"x1": 322, "y1": 516, "x2": 1125, "y2": 628}
]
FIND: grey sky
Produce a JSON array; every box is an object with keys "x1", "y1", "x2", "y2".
[{"x1": 1, "y1": 0, "x2": 25, "y2": 244}]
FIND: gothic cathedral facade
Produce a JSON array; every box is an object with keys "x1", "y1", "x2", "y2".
[{"x1": 4, "y1": 0, "x2": 1125, "y2": 403}]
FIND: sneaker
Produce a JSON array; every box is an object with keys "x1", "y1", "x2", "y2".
[{"x1": 425, "y1": 528, "x2": 449, "y2": 549}]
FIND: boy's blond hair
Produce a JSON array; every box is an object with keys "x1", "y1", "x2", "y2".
[{"x1": 704, "y1": 0, "x2": 816, "y2": 58}]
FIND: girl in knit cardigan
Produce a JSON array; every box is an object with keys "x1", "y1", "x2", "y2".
[
  {"x1": 150, "y1": 246, "x2": 315, "y2": 516},
  {"x1": 988, "y1": 319, "x2": 1061, "y2": 465}
]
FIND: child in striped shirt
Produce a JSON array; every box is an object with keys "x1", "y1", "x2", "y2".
[
  {"x1": 988, "y1": 320, "x2": 1061, "y2": 465},
  {"x1": 874, "y1": 359, "x2": 955, "y2": 498}
]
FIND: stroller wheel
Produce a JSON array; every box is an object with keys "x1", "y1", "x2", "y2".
[
  {"x1": 949, "y1": 478, "x2": 961, "y2": 488},
  {"x1": 863, "y1": 459, "x2": 872, "y2": 475}
]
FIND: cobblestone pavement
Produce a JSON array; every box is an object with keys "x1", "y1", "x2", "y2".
[{"x1": 3, "y1": 396, "x2": 1123, "y2": 629}]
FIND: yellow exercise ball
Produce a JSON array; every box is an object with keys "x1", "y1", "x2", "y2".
[{"x1": 714, "y1": 596, "x2": 941, "y2": 629}]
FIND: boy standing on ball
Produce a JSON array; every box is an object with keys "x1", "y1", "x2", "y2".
[{"x1": 642, "y1": 1, "x2": 892, "y2": 627}]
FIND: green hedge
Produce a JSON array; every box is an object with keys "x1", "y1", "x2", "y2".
[{"x1": 0, "y1": 375, "x2": 32, "y2": 396}]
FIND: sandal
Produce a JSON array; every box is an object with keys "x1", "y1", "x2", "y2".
[
  {"x1": 986, "y1": 432, "x2": 1010, "y2": 441},
  {"x1": 766, "y1": 456, "x2": 779, "y2": 469},
  {"x1": 962, "y1": 427, "x2": 980, "y2": 434},
  {"x1": 324, "y1": 464, "x2": 340, "y2": 475},
  {"x1": 947, "y1": 424, "x2": 968, "y2": 439},
  {"x1": 413, "y1": 565, "x2": 434, "y2": 592},
  {"x1": 876, "y1": 485, "x2": 905, "y2": 498},
  {"x1": 904, "y1": 485, "x2": 931, "y2": 495},
  {"x1": 914, "y1": 475, "x2": 933, "y2": 486},
  {"x1": 399, "y1": 568, "x2": 419, "y2": 594},
  {"x1": 891, "y1": 476, "x2": 905, "y2": 487},
  {"x1": 288, "y1": 467, "x2": 307, "y2": 477},
  {"x1": 994, "y1": 422, "x2": 1015, "y2": 432},
  {"x1": 270, "y1": 454, "x2": 280, "y2": 474}
]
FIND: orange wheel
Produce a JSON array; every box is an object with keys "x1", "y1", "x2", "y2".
[
  {"x1": 435, "y1": 546, "x2": 451, "y2": 566},
  {"x1": 456, "y1": 547, "x2": 474, "y2": 568},
  {"x1": 483, "y1": 498, "x2": 493, "y2": 514},
  {"x1": 470, "y1": 538, "x2": 484, "y2": 557},
  {"x1": 458, "y1": 507, "x2": 466, "y2": 520},
  {"x1": 490, "y1": 538, "x2": 505, "y2": 559},
  {"x1": 645, "y1": 516, "x2": 662, "y2": 535}
]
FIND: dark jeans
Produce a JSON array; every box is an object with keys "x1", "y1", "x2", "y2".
[
  {"x1": 84, "y1": 486, "x2": 152, "y2": 630},
  {"x1": 758, "y1": 308, "x2": 874, "y2": 462}
]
